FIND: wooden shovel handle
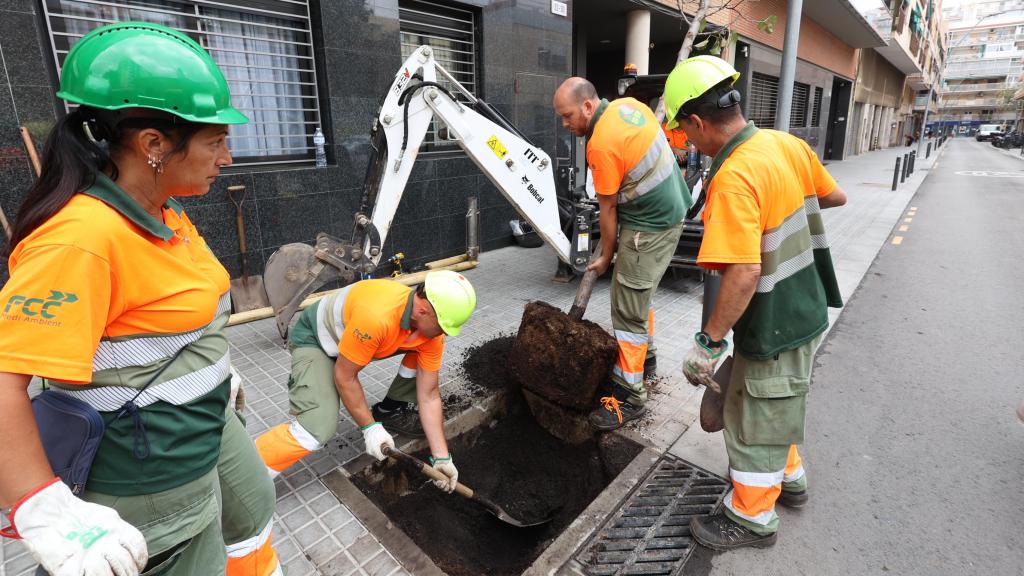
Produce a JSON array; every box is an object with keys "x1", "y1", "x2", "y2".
[
  {"x1": 20, "y1": 126, "x2": 41, "y2": 177},
  {"x1": 383, "y1": 447, "x2": 473, "y2": 498},
  {"x1": 568, "y1": 243, "x2": 604, "y2": 321}
]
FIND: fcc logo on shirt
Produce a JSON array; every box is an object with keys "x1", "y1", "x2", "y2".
[{"x1": 2, "y1": 290, "x2": 78, "y2": 327}]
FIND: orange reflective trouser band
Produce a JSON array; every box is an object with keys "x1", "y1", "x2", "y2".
[{"x1": 610, "y1": 225, "x2": 682, "y2": 406}]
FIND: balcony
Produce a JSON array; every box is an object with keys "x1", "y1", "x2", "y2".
[
  {"x1": 940, "y1": 97, "x2": 1016, "y2": 109},
  {"x1": 874, "y1": 17, "x2": 923, "y2": 73},
  {"x1": 804, "y1": 0, "x2": 887, "y2": 48},
  {"x1": 943, "y1": 82, "x2": 1013, "y2": 93},
  {"x1": 944, "y1": 59, "x2": 1020, "y2": 80}
]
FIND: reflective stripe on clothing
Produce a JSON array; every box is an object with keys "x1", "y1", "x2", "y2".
[
  {"x1": 724, "y1": 487, "x2": 780, "y2": 527},
  {"x1": 784, "y1": 445, "x2": 805, "y2": 483},
  {"x1": 586, "y1": 99, "x2": 690, "y2": 231},
  {"x1": 255, "y1": 422, "x2": 318, "y2": 475},
  {"x1": 226, "y1": 518, "x2": 282, "y2": 576},
  {"x1": 647, "y1": 306, "x2": 655, "y2": 347},
  {"x1": 614, "y1": 329, "x2": 648, "y2": 386},
  {"x1": 91, "y1": 294, "x2": 232, "y2": 372},
  {"x1": 53, "y1": 351, "x2": 230, "y2": 411},
  {"x1": 315, "y1": 283, "x2": 356, "y2": 357},
  {"x1": 398, "y1": 355, "x2": 417, "y2": 378}
]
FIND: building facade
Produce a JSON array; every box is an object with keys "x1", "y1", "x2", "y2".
[
  {"x1": 0, "y1": 0, "x2": 574, "y2": 284},
  {"x1": 853, "y1": 0, "x2": 947, "y2": 153},
  {"x1": 939, "y1": 0, "x2": 1024, "y2": 133}
]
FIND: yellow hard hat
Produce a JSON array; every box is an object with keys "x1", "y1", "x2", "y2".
[{"x1": 664, "y1": 55, "x2": 740, "y2": 129}]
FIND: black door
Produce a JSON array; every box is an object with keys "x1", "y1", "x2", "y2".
[{"x1": 825, "y1": 77, "x2": 851, "y2": 160}]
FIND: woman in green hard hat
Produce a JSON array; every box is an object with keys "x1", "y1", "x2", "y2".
[{"x1": 0, "y1": 22, "x2": 281, "y2": 575}]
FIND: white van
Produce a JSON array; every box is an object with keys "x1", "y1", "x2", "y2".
[{"x1": 976, "y1": 124, "x2": 1003, "y2": 141}]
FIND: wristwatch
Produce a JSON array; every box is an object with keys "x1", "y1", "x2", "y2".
[{"x1": 696, "y1": 331, "x2": 725, "y2": 349}]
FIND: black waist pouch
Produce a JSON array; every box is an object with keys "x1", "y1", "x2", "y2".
[{"x1": 32, "y1": 390, "x2": 105, "y2": 495}]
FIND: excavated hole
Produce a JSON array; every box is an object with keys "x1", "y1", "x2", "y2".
[{"x1": 351, "y1": 337, "x2": 642, "y2": 576}]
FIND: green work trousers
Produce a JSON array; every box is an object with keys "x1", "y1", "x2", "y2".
[
  {"x1": 610, "y1": 222, "x2": 684, "y2": 406},
  {"x1": 287, "y1": 345, "x2": 417, "y2": 446},
  {"x1": 722, "y1": 335, "x2": 820, "y2": 535},
  {"x1": 74, "y1": 403, "x2": 276, "y2": 575}
]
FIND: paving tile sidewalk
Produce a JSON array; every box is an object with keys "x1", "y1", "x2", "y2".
[{"x1": 1, "y1": 141, "x2": 944, "y2": 576}]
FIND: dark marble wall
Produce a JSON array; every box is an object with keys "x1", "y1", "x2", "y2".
[{"x1": 0, "y1": 0, "x2": 574, "y2": 283}]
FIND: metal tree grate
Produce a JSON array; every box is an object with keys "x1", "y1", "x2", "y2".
[{"x1": 575, "y1": 456, "x2": 730, "y2": 576}]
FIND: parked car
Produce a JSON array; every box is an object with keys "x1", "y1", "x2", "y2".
[
  {"x1": 976, "y1": 124, "x2": 1004, "y2": 142},
  {"x1": 992, "y1": 131, "x2": 1024, "y2": 148}
]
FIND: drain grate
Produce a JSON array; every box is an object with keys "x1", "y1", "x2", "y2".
[{"x1": 574, "y1": 455, "x2": 730, "y2": 575}]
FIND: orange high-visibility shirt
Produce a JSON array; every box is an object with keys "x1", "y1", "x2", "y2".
[{"x1": 0, "y1": 173, "x2": 229, "y2": 383}]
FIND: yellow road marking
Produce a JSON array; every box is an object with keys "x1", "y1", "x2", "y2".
[
  {"x1": 904, "y1": 217, "x2": 913, "y2": 223},
  {"x1": 899, "y1": 225, "x2": 909, "y2": 232},
  {"x1": 910, "y1": 206, "x2": 918, "y2": 210},
  {"x1": 892, "y1": 236, "x2": 904, "y2": 245}
]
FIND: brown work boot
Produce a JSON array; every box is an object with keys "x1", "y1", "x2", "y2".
[{"x1": 690, "y1": 513, "x2": 777, "y2": 551}]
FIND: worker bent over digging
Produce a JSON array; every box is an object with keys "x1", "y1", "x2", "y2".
[
  {"x1": 665, "y1": 56, "x2": 847, "y2": 551},
  {"x1": 255, "y1": 272, "x2": 475, "y2": 492},
  {"x1": 554, "y1": 77, "x2": 693, "y2": 431}
]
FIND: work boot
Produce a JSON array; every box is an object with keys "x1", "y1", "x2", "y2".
[
  {"x1": 690, "y1": 513, "x2": 777, "y2": 551},
  {"x1": 643, "y1": 356, "x2": 657, "y2": 381},
  {"x1": 777, "y1": 489, "x2": 809, "y2": 508},
  {"x1": 589, "y1": 395, "x2": 645, "y2": 431},
  {"x1": 370, "y1": 401, "x2": 424, "y2": 438}
]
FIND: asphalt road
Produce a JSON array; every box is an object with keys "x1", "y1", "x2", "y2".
[{"x1": 706, "y1": 138, "x2": 1024, "y2": 575}]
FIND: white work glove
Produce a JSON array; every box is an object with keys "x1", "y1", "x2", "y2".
[
  {"x1": 683, "y1": 333, "x2": 728, "y2": 392},
  {"x1": 1, "y1": 478, "x2": 148, "y2": 576},
  {"x1": 429, "y1": 455, "x2": 459, "y2": 493},
  {"x1": 361, "y1": 422, "x2": 395, "y2": 461}
]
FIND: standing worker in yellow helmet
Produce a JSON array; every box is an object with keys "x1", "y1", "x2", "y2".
[
  {"x1": 255, "y1": 272, "x2": 476, "y2": 493},
  {"x1": 0, "y1": 22, "x2": 282, "y2": 575},
  {"x1": 553, "y1": 77, "x2": 693, "y2": 431},
  {"x1": 665, "y1": 55, "x2": 847, "y2": 550}
]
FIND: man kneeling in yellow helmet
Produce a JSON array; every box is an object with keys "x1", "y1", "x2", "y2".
[
  {"x1": 665, "y1": 55, "x2": 846, "y2": 551},
  {"x1": 255, "y1": 271, "x2": 476, "y2": 493}
]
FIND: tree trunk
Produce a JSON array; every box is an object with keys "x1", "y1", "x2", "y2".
[{"x1": 678, "y1": 0, "x2": 710, "y2": 63}]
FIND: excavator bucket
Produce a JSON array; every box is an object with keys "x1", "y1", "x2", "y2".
[{"x1": 263, "y1": 243, "x2": 347, "y2": 339}]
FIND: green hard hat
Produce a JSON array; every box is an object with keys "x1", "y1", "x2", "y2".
[
  {"x1": 424, "y1": 270, "x2": 476, "y2": 337},
  {"x1": 664, "y1": 55, "x2": 740, "y2": 129},
  {"x1": 57, "y1": 22, "x2": 248, "y2": 125}
]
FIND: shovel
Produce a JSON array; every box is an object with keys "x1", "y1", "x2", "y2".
[
  {"x1": 227, "y1": 185, "x2": 271, "y2": 312},
  {"x1": 383, "y1": 447, "x2": 552, "y2": 528}
]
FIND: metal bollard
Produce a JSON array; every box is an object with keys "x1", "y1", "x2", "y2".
[
  {"x1": 926, "y1": 142, "x2": 932, "y2": 158},
  {"x1": 909, "y1": 151, "x2": 915, "y2": 174},
  {"x1": 901, "y1": 153, "x2": 908, "y2": 182},
  {"x1": 892, "y1": 157, "x2": 902, "y2": 191}
]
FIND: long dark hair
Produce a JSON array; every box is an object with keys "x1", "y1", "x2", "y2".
[{"x1": 8, "y1": 106, "x2": 203, "y2": 252}]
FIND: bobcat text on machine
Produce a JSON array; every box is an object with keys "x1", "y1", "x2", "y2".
[{"x1": 262, "y1": 45, "x2": 596, "y2": 338}]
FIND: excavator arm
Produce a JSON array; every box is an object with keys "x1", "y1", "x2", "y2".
[{"x1": 263, "y1": 45, "x2": 594, "y2": 338}]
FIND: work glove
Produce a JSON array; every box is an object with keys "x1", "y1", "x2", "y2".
[
  {"x1": 1, "y1": 477, "x2": 148, "y2": 576},
  {"x1": 683, "y1": 333, "x2": 728, "y2": 392},
  {"x1": 361, "y1": 421, "x2": 395, "y2": 461},
  {"x1": 429, "y1": 455, "x2": 459, "y2": 493}
]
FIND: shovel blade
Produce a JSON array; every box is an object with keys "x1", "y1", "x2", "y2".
[{"x1": 230, "y1": 275, "x2": 270, "y2": 313}]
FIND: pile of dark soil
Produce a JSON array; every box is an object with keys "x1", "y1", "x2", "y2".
[
  {"x1": 509, "y1": 301, "x2": 617, "y2": 411},
  {"x1": 442, "y1": 335, "x2": 515, "y2": 415},
  {"x1": 352, "y1": 399, "x2": 641, "y2": 576}
]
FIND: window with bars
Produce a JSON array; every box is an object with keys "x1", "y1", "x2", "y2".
[
  {"x1": 748, "y1": 72, "x2": 778, "y2": 128},
  {"x1": 399, "y1": 0, "x2": 479, "y2": 151},
  {"x1": 811, "y1": 86, "x2": 824, "y2": 127},
  {"x1": 790, "y1": 81, "x2": 809, "y2": 128},
  {"x1": 41, "y1": 0, "x2": 321, "y2": 166}
]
